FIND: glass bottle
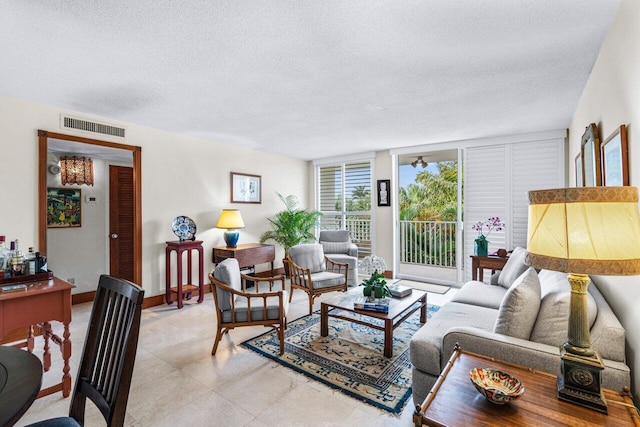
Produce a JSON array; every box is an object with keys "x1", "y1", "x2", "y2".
[
  {"x1": 9, "y1": 239, "x2": 26, "y2": 276},
  {"x1": 25, "y1": 247, "x2": 36, "y2": 275},
  {"x1": 0, "y1": 236, "x2": 8, "y2": 275}
]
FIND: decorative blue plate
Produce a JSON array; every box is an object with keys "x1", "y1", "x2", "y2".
[{"x1": 172, "y1": 216, "x2": 196, "y2": 241}]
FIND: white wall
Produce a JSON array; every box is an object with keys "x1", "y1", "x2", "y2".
[
  {"x1": 0, "y1": 94, "x2": 309, "y2": 297},
  {"x1": 46, "y1": 158, "x2": 109, "y2": 293},
  {"x1": 569, "y1": 0, "x2": 640, "y2": 405}
]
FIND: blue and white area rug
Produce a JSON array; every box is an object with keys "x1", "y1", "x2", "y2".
[{"x1": 242, "y1": 305, "x2": 440, "y2": 414}]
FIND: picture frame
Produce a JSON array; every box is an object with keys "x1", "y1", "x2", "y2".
[
  {"x1": 47, "y1": 187, "x2": 82, "y2": 228},
  {"x1": 377, "y1": 179, "x2": 390, "y2": 207},
  {"x1": 601, "y1": 124, "x2": 629, "y2": 186},
  {"x1": 581, "y1": 123, "x2": 601, "y2": 187},
  {"x1": 575, "y1": 153, "x2": 583, "y2": 187},
  {"x1": 230, "y1": 172, "x2": 262, "y2": 204}
]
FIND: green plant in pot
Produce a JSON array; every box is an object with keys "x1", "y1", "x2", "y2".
[
  {"x1": 259, "y1": 192, "x2": 323, "y2": 261},
  {"x1": 360, "y1": 271, "x2": 390, "y2": 299}
]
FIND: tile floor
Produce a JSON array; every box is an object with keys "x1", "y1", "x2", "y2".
[{"x1": 16, "y1": 281, "x2": 456, "y2": 427}]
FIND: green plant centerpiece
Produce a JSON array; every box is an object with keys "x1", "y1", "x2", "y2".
[
  {"x1": 259, "y1": 192, "x2": 323, "y2": 258},
  {"x1": 360, "y1": 271, "x2": 390, "y2": 299}
]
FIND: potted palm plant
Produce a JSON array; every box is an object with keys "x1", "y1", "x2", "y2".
[{"x1": 259, "y1": 193, "x2": 323, "y2": 272}]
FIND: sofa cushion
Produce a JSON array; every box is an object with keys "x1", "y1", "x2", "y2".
[
  {"x1": 497, "y1": 247, "x2": 529, "y2": 288},
  {"x1": 450, "y1": 280, "x2": 508, "y2": 310},
  {"x1": 494, "y1": 267, "x2": 541, "y2": 339},
  {"x1": 222, "y1": 292, "x2": 289, "y2": 322},
  {"x1": 529, "y1": 269, "x2": 597, "y2": 347},
  {"x1": 410, "y1": 302, "x2": 498, "y2": 375}
]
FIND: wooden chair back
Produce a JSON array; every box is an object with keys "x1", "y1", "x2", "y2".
[{"x1": 69, "y1": 274, "x2": 145, "y2": 426}]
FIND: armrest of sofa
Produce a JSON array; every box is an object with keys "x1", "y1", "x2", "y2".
[
  {"x1": 441, "y1": 327, "x2": 630, "y2": 391},
  {"x1": 347, "y1": 243, "x2": 358, "y2": 257}
]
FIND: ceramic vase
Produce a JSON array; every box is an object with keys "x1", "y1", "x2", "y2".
[{"x1": 474, "y1": 236, "x2": 489, "y2": 256}]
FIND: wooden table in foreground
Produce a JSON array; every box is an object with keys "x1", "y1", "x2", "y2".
[
  {"x1": 320, "y1": 287, "x2": 427, "y2": 358},
  {"x1": 413, "y1": 347, "x2": 640, "y2": 426},
  {"x1": 0, "y1": 277, "x2": 73, "y2": 399}
]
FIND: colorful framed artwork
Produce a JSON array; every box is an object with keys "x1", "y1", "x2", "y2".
[
  {"x1": 377, "y1": 179, "x2": 390, "y2": 207},
  {"x1": 230, "y1": 172, "x2": 262, "y2": 204},
  {"x1": 601, "y1": 124, "x2": 629, "y2": 186},
  {"x1": 581, "y1": 123, "x2": 601, "y2": 187},
  {"x1": 575, "y1": 153, "x2": 583, "y2": 187},
  {"x1": 47, "y1": 187, "x2": 82, "y2": 228}
]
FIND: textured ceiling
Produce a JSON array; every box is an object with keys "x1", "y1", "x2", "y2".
[{"x1": 0, "y1": 1, "x2": 620, "y2": 160}]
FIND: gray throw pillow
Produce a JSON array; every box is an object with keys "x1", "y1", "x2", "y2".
[
  {"x1": 494, "y1": 267, "x2": 541, "y2": 340},
  {"x1": 497, "y1": 246, "x2": 529, "y2": 289}
]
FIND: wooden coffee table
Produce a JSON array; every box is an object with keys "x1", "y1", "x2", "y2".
[
  {"x1": 320, "y1": 287, "x2": 427, "y2": 358},
  {"x1": 414, "y1": 346, "x2": 640, "y2": 426}
]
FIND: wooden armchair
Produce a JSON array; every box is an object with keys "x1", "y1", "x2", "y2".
[
  {"x1": 209, "y1": 258, "x2": 288, "y2": 355},
  {"x1": 288, "y1": 243, "x2": 349, "y2": 314}
]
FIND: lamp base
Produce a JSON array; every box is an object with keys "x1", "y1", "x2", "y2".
[
  {"x1": 223, "y1": 230, "x2": 239, "y2": 248},
  {"x1": 557, "y1": 350, "x2": 607, "y2": 413}
]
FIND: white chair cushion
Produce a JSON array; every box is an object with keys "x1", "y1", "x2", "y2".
[
  {"x1": 213, "y1": 258, "x2": 242, "y2": 311},
  {"x1": 290, "y1": 243, "x2": 326, "y2": 273}
]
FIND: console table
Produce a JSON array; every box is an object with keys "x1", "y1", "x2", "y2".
[
  {"x1": 0, "y1": 277, "x2": 73, "y2": 399},
  {"x1": 470, "y1": 255, "x2": 509, "y2": 281},
  {"x1": 165, "y1": 240, "x2": 205, "y2": 309},
  {"x1": 213, "y1": 244, "x2": 275, "y2": 288},
  {"x1": 414, "y1": 347, "x2": 640, "y2": 426}
]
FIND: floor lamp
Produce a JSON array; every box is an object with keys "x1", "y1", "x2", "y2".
[{"x1": 526, "y1": 187, "x2": 640, "y2": 413}]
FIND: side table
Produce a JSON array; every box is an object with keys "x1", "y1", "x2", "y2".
[
  {"x1": 212, "y1": 243, "x2": 275, "y2": 289},
  {"x1": 470, "y1": 255, "x2": 509, "y2": 281},
  {"x1": 165, "y1": 240, "x2": 205, "y2": 309},
  {"x1": 414, "y1": 346, "x2": 640, "y2": 426}
]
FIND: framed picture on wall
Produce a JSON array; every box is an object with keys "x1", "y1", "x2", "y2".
[
  {"x1": 601, "y1": 124, "x2": 629, "y2": 186},
  {"x1": 575, "y1": 153, "x2": 583, "y2": 187},
  {"x1": 377, "y1": 179, "x2": 390, "y2": 206},
  {"x1": 581, "y1": 123, "x2": 601, "y2": 187},
  {"x1": 230, "y1": 172, "x2": 262, "y2": 203},
  {"x1": 47, "y1": 187, "x2": 82, "y2": 228}
]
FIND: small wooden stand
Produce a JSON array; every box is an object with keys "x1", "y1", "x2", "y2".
[{"x1": 165, "y1": 240, "x2": 204, "y2": 309}]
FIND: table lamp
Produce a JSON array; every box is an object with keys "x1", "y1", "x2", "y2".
[
  {"x1": 526, "y1": 187, "x2": 640, "y2": 413},
  {"x1": 216, "y1": 209, "x2": 245, "y2": 248}
]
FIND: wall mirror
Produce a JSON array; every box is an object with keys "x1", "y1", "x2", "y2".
[{"x1": 580, "y1": 123, "x2": 601, "y2": 187}]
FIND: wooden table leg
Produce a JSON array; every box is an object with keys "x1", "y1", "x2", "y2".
[
  {"x1": 420, "y1": 294, "x2": 427, "y2": 323},
  {"x1": 320, "y1": 304, "x2": 328, "y2": 337},
  {"x1": 42, "y1": 323, "x2": 51, "y2": 371},
  {"x1": 62, "y1": 322, "x2": 71, "y2": 397},
  {"x1": 384, "y1": 318, "x2": 393, "y2": 358},
  {"x1": 165, "y1": 246, "x2": 173, "y2": 305},
  {"x1": 197, "y1": 245, "x2": 204, "y2": 303}
]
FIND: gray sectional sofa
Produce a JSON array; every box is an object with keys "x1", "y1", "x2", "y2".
[{"x1": 409, "y1": 247, "x2": 630, "y2": 404}]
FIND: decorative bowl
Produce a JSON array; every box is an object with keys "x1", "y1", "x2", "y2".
[{"x1": 469, "y1": 368, "x2": 525, "y2": 404}]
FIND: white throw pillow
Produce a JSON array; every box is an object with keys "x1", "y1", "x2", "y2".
[
  {"x1": 494, "y1": 267, "x2": 541, "y2": 340},
  {"x1": 497, "y1": 247, "x2": 529, "y2": 289}
]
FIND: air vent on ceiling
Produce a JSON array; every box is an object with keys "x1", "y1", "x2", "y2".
[{"x1": 61, "y1": 115, "x2": 126, "y2": 138}]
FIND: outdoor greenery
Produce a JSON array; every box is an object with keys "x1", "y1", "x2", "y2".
[
  {"x1": 399, "y1": 161, "x2": 459, "y2": 267},
  {"x1": 259, "y1": 193, "x2": 323, "y2": 257},
  {"x1": 399, "y1": 161, "x2": 458, "y2": 221}
]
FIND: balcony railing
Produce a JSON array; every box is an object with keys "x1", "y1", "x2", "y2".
[
  {"x1": 399, "y1": 220, "x2": 456, "y2": 268},
  {"x1": 324, "y1": 217, "x2": 456, "y2": 268}
]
